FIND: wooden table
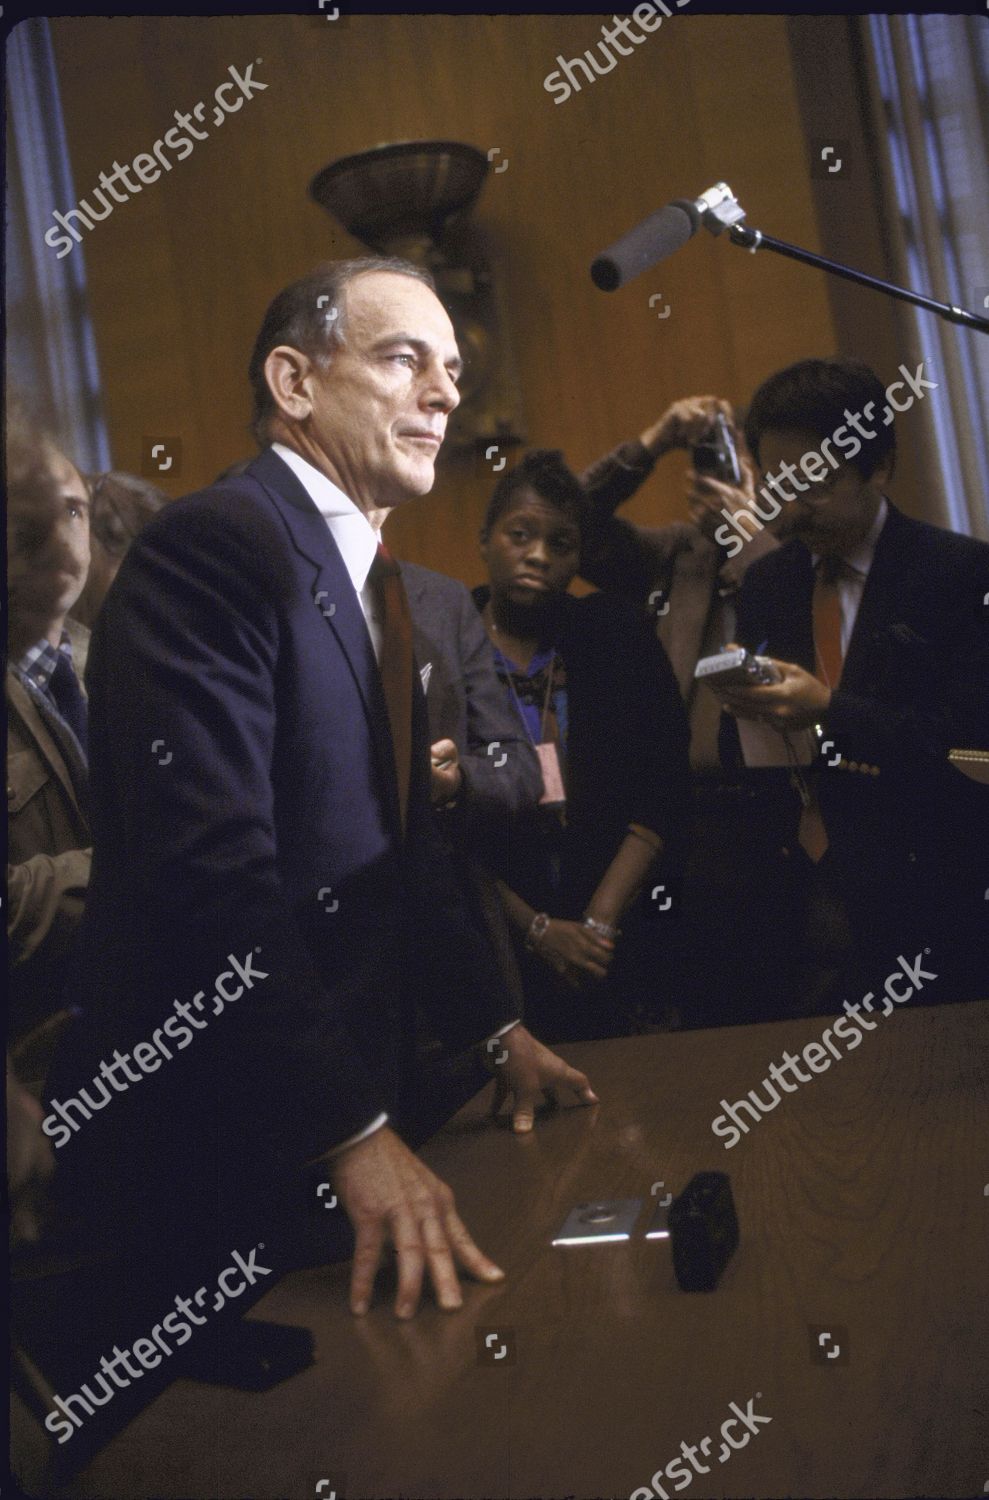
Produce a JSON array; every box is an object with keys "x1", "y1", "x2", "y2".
[{"x1": 58, "y1": 1000, "x2": 989, "y2": 1500}]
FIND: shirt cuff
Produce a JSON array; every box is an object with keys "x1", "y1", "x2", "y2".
[
  {"x1": 486, "y1": 1018, "x2": 523, "y2": 1043},
  {"x1": 321, "y1": 1112, "x2": 389, "y2": 1160}
]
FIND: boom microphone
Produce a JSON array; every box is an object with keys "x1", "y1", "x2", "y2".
[{"x1": 591, "y1": 182, "x2": 746, "y2": 291}]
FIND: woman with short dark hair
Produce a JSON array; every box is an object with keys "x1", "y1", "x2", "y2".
[{"x1": 474, "y1": 449, "x2": 691, "y2": 1041}]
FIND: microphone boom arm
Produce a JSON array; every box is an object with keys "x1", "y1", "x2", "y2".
[
  {"x1": 715, "y1": 199, "x2": 989, "y2": 334},
  {"x1": 593, "y1": 179, "x2": 989, "y2": 333}
]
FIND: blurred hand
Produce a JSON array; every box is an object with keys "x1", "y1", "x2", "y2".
[
  {"x1": 641, "y1": 395, "x2": 736, "y2": 458},
  {"x1": 715, "y1": 653, "x2": 831, "y2": 730},
  {"x1": 429, "y1": 738, "x2": 462, "y2": 807},
  {"x1": 330, "y1": 1124, "x2": 504, "y2": 1319},
  {"x1": 535, "y1": 918, "x2": 614, "y2": 988},
  {"x1": 488, "y1": 1023, "x2": 600, "y2": 1133}
]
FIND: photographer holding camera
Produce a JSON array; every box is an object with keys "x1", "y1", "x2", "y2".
[{"x1": 574, "y1": 397, "x2": 790, "y2": 1026}]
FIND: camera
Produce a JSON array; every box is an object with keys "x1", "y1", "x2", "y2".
[
  {"x1": 692, "y1": 411, "x2": 742, "y2": 486},
  {"x1": 694, "y1": 648, "x2": 781, "y2": 690}
]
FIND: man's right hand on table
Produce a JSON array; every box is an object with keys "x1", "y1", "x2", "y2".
[{"x1": 330, "y1": 1124, "x2": 505, "y2": 1319}]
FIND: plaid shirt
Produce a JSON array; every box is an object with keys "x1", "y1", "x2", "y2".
[
  {"x1": 13, "y1": 627, "x2": 80, "y2": 732},
  {"x1": 14, "y1": 629, "x2": 76, "y2": 710}
]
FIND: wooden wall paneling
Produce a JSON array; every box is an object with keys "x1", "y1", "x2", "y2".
[{"x1": 49, "y1": 14, "x2": 836, "y2": 587}]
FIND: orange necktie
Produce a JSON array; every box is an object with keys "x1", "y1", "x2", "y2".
[
  {"x1": 798, "y1": 558, "x2": 846, "y2": 860},
  {"x1": 812, "y1": 559, "x2": 845, "y2": 690},
  {"x1": 368, "y1": 543, "x2": 414, "y2": 832}
]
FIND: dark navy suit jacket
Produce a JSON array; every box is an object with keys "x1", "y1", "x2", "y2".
[
  {"x1": 50, "y1": 449, "x2": 516, "y2": 1199},
  {"x1": 729, "y1": 501, "x2": 989, "y2": 980}
]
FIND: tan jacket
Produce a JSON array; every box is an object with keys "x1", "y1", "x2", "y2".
[{"x1": 6, "y1": 619, "x2": 92, "y2": 1042}]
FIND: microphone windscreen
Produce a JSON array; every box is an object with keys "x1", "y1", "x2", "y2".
[{"x1": 590, "y1": 199, "x2": 701, "y2": 291}]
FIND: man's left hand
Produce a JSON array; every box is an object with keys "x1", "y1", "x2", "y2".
[
  {"x1": 716, "y1": 658, "x2": 831, "y2": 731},
  {"x1": 485, "y1": 1024, "x2": 599, "y2": 1133}
]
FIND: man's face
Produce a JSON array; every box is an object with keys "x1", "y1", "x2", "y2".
[
  {"x1": 481, "y1": 488, "x2": 581, "y2": 611},
  {"x1": 758, "y1": 428, "x2": 888, "y2": 555},
  {"x1": 7, "y1": 446, "x2": 90, "y2": 645},
  {"x1": 292, "y1": 271, "x2": 462, "y2": 511}
]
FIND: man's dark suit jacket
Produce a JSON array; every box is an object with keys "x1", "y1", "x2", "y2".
[
  {"x1": 399, "y1": 560, "x2": 541, "y2": 839},
  {"x1": 730, "y1": 501, "x2": 989, "y2": 985},
  {"x1": 49, "y1": 449, "x2": 518, "y2": 1224}
]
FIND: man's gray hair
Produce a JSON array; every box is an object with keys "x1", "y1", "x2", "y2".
[{"x1": 247, "y1": 257, "x2": 437, "y2": 445}]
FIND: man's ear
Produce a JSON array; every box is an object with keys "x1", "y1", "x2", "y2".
[
  {"x1": 264, "y1": 345, "x2": 313, "y2": 426},
  {"x1": 870, "y1": 456, "x2": 893, "y2": 491}
]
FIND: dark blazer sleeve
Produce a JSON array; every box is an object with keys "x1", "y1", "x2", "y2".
[
  {"x1": 578, "y1": 441, "x2": 683, "y2": 601},
  {"x1": 620, "y1": 608, "x2": 692, "y2": 851},
  {"x1": 580, "y1": 439, "x2": 658, "y2": 512},
  {"x1": 567, "y1": 595, "x2": 692, "y2": 869},
  {"x1": 402, "y1": 678, "x2": 524, "y2": 1040},
  {"x1": 81, "y1": 498, "x2": 394, "y2": 1160}
]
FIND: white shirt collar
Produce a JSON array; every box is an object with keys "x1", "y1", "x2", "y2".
[
  {"x1": 271, "y1": 442, "x2": 380, "y2": 593},
  {"x1": 813, "y1": 495, "x2": 888, "y2": 578}
]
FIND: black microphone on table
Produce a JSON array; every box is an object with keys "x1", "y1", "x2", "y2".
[{"x1": 590, "y1": 181, "x2": 747, "y2": 292}]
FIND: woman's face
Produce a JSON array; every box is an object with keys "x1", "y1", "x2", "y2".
[{"x1": 481, "y1": 487, "x2": 580, "y2": 611}]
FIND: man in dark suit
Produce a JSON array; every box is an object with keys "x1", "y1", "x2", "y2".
[
  {"x1": 48, "y1": 258, "x2": 597, "y2": 1337},
  {"x1": 6, "y1": 401, "x2": 92, "y2": 1243},
  {"x1": 712, "y1": 357, "x2": 989, "y2": 1011},
  {"x1": 401, "y1": 559, "x2": 541, "y2": 835},
  {"x1": 398, "y1": 561, "x2": 541, "y2": 1133}
]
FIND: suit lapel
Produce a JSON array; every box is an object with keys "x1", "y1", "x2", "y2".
[
  {"x1": 397, "y1": 564, "x2": 433, "y2": 693},
  {"x1": 840, "y1": 504, "x2": 911, "y2": 691},
  {"x1": 245, "y1": 448, "x2": 402, "y2": 838}
]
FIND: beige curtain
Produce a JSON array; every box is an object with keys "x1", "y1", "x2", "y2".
[
  {"x1": 6, "y1": 18, "x2": 110, "y2": 470},
  {"x1": 861, "y1": 16, "x2": 989, "y2": 541}
]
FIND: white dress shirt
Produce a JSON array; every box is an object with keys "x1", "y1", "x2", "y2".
[
  {"x1": 270, "y1": 444, "x2": 520, "y2": 1160},
  {"x1": 272, "y1": 442, "x2": 386, "y2": 663}
]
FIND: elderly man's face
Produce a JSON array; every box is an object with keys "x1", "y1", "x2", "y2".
[
  {"x1": 300, "y1": 271, "x2": 462, "y2": 511},
  {"x1": 7, "y1": 445, "x2": 90, "y2": 647}
]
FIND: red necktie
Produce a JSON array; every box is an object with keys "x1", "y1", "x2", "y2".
[
  {"x1": 799, "y1": 557, "x2": 846, "y2": 861},
  {"x1": 368, "y1": 543, "x2": 414, "y2": 832}
]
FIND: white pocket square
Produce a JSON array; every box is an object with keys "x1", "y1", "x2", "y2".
[{"x1": 420, "y1": 662, "x2": 433, "y2": 692}]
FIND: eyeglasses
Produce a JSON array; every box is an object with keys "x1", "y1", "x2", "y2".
[{"x1": 759, "y1": 468, "x2": 849, "y2": 508}]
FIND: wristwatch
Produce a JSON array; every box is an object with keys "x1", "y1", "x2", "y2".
[{"x1": 525, "y1": 912, "x2": 551, "y2": 951}]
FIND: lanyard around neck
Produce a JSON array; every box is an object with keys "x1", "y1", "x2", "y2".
[{"x1": 503, "y1": 648, "x2": 557, "y2": 747}]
